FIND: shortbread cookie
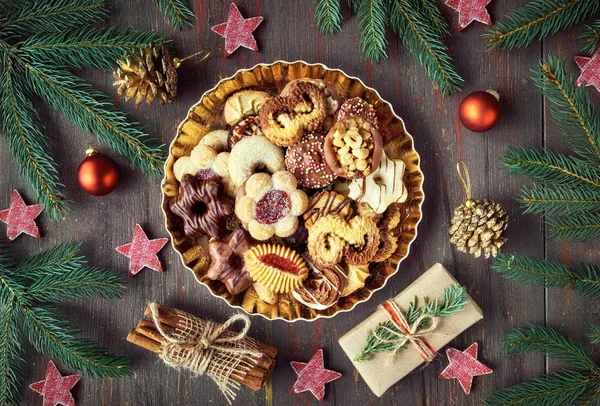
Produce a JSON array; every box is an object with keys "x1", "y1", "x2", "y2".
[
  {"x1": 236, "y1": 171, "x2": 308, "y2": 240},
  {"x1": 348, "y1": 152, "x2": 408, "y2": 214},
  {"x1": 223, "y1": 90, "x2": 271, "y2": 126},
  {"x1": 199, "y1": 130, "x2": 229, "y2": 152},
  {"x1": 173, "y1": 143, "x2": 235, "y2": 196},
  {"x1": 244, "y1": 244, "x2": 308, "y2": 293},
  {"x1": 282, "y1": 79, "x2": 342, "y2": 116},
  {"x1": 228, "y1": 135, "x2": 285, "y2": 186},
  {"x1": 340, "y1": 264, "x2": 370, "y2": 297},
  {"x1": 303, "y1": 190, "x2": 353, "y2": 228},
  {"x1": 259, "y1": 81, "x2": 327, "y2": 147}
]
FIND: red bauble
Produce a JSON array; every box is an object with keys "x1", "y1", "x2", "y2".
[
  {"x1": 458, "y1": 90, "x2": 501, "y2": 132},
  {"x1": 77, "y1": 148, "x2": 119, "y2": 196}
]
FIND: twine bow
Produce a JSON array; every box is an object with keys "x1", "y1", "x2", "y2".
[
  {"x1": 149, "y1": 302, "x2": 262, "y2": 385},
  {"x1": 376, "y1": 300, "x2": 439, "y2": 361}
]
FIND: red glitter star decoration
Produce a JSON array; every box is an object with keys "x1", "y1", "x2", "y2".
[
  {"x1": 575, "y1": 51, "x2": 600, "y2": 93},
  {"x1": 211, "y1": 3, "x2": 263, "y2": 57},
  {"x1": 290, "y1": 349, "x2": 341, "y2": 402},
  {"x1": 439, "y1": 342, "x2": 492, "y2": 394},
  {"x1": 116, "y1": 224, "x2": 168, "y2": 277},
  {"x1": 445, "y1": 0, "x2": 492, "y2": 31},
  {"x1": 29, "y1": 361, "x2": 80, "y2": 406},
  {"x1": 0, "y1": 190, "x2": 43, "y2": 241}
]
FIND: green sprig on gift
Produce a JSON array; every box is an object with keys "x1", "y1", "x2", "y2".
[
  {"x1": 0, "y1": 241, "x2": 131, "y2": 406},
  {"x1": 354, "y1": 283, "x2": 468, "y2": 362}
]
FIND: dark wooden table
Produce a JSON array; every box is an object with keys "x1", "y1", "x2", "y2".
[{"x1": 3, "y1": 1, "x2": 599, "y2": 405}]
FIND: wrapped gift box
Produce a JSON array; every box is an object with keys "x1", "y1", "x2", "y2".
[{"x1": 338, "y1": 263, "x2": 483, "y2": 396}]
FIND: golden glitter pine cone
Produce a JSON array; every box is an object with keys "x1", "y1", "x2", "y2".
[
  {"x1": 449, "y1": 199, "x2": 508, "y2": 259},
  {"x1": 113, "y1": 43, "x2": 178, "y2": 106}
]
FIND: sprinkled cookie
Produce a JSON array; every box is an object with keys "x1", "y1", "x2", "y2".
[
  {"x1": 348, "y1": 152, "x2": 408, "y2": 214},
  {"x1": 285, "y1": 132, "x2": 337, "y2": 189},
  {"x1": 223, "y1": 90, "x2": 271, "y2": 126},
  {"x1": 228, "y1": 135, "x2": 285, "y2": 186},
  {"x1": 337, "y1": 97, "x2": 378, "y2": 125},
  {"x1": 235, "y1": 171, "x2": 308, "y2": 241},
  {"x1": 244, "y1": 244, "x2": 308, "y2": 293},
  {"x1": 303, "y1": 190, "x2": 353, "y2": 228}
]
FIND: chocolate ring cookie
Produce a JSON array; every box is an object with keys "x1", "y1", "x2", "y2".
[
  {"x1": 228, "y1": 135, "x2": 285, "y2": 186},
  {"x1": 259, "y1": 81, "x2": 327, "y2": 147},
  {"x1": 170, "y1": 175, "x2": 234, "y2": 239},
  {"x1": 285, "y1": 132, "x2": 337, "y2": 189}
]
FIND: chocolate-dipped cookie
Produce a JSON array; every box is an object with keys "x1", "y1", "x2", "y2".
[
  {"x1": 285, "y1": 132, "x2": 337, "y2": 189},
  {"x1": 207, "y1": 229, "x2": 254, "y2": 295}
]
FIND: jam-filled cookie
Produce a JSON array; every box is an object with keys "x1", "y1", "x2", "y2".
[{"x1": 244, "y1": 244, "x2": 308, "y2": 293}]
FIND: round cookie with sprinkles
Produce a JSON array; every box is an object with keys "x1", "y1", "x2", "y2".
[
  {"x1": 285, "y1": 132, "x2": 337, "y2": 189},
  {"x1": 337, "y1": 97, "x2": 378, "y2": 126}
]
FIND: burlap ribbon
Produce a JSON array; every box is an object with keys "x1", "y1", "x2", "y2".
[
  {"x1": 376, "y1": 299, "x2": 439, "y2": 361},
  {"x1": 149, "y1": 303, "x2": 263, "y2": 404}
]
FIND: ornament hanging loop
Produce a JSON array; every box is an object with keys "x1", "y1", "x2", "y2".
[
  {"x1": 173, "y1": 49, "x2": 211, "y2": 68},
  {"x1": 456, "y1": 161, "x2": 474, "y2": 206}
]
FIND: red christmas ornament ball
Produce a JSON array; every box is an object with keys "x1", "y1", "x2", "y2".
[
  {"x1": 77, "y1": 148, "x2": 119, "y2": 196},
  {"x1": 458, "y1": 90, "x2": 501, "y2": 132}
]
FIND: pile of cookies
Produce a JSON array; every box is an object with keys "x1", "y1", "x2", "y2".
[{"x1": 169, "y1": 78, "x2": 409, "y2": 318}]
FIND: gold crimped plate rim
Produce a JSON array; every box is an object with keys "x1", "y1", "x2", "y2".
[{"x1": 161, "y1": 60, "x2": 425, "y2": 323}]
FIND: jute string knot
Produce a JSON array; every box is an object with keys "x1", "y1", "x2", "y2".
[
  {"x1": 149, "y1": 302, "x2": 262, "y2": 375},
  {"x1": 376, "y1": 300, "x2": 439, "y2": 361}
]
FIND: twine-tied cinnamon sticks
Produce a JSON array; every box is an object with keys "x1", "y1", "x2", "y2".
[{"x1": 127, "y1": 302, "x2": 277, "y2": 404}]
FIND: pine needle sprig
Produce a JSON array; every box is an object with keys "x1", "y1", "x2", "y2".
[
  {"x1": 588, "y1": 325, "x2": 600, "y2": 344},
  {"x1": 486, "y1": 325, "x2": 600, "y2": 406},
  {"x1": 154, "y1": 0, "x2": 195, "y2": 30},
  {"x1": 23, "y1": 62, "x2": 164, "y2": 176},
  {"x1": 357, "y1": 0, "x2": 389, "y2": 62},
  {"x1": 18, "y1": 27, "x2": 163, "y2": 70},
  {"x1": 390, "y1": 0, "x2": 464, "y2": 95},
  {"x1": 504, "y1": 146, "x2": 600, "y2": 189},
  {"x1": 581, "y1": 19, "x2": 600, "y2": 55},
  {"x1": 492, "y1": 253, "x2": 600, "y2": 300},
  {"x1": 548, "y1": 213, "x2": 600, "y2": 240},
  {"x1": 519, "y1": 185, "x2": 600, "y2": 217},
  {"x1": 413, "y1": 0, "x2": 450, "y2": 37},
  {"x1": 313, "y1": 0, "x2": 344, "y2": 34},
  {"x1": 533, "y1": 57, "x2": 600, "y2": 167},
  {"x1": 483, "y1": 0, "x2": 600, "y2": 51},
  {"x1": 354, "y1": 283, "x2": 468, "y2": 362},
  {"x1": 0, "y1": 0, "x2": 108, "y2": 36},
  {"x1": 0, "y1": 242, "x2": 131, "y2": 405},
  {"x1": 0, "y1": 58, "x2": 67, "y2": 219}
]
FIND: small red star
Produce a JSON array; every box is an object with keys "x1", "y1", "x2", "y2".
[
  {"x1": 575, "y1": 51, "x2": 600, "y2": 93},
  {"x1": 445, "y1": 0, "x2": 492, "y2": 31},
  {"x1": 29, "y1": 361, "x2": 80, "y2": 406},
  {"x1": 290, "y1": 349, "x2": 341, "y2": 402},
  {"x1": 439, "y1": 342, "x2": 492, "y2": 394},
  {"x1": 116, "y1": 224, "x2": 168, "y2": 277},
  {"x1": 0, "y1": 190, "x2": 43, "y2": 241},
  {"x1": 211, "y1": 3, "x2": 263, "y2": 57}
]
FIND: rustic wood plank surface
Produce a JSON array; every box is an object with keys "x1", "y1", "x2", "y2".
[{"x1": 0, "y1": 0, "x2": 597, "y2": 405}]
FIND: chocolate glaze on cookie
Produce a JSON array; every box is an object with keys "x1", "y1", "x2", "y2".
[{"x1": 285, "y1": 132, "x2": 337, "y2": 189}]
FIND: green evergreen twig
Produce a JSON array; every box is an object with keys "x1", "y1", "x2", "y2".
[
  {"x1": 519, "y1": 185, "x2": 600, "y2": 217},
  {"x1": 356, "y1": 0, "x2": 389, "y2": 62},
  {"x1": 483, "y1": 0, "x2": 600, "y2": 51},
  {"x1": 588, "y1": 325, "x2": 600, "y2": 344},
  {"x1": 486, "y1": 325, "x2": 600, "y2": 406},
  {"x1": 313, "y1": 0, "x2": 344, "y2": 34},
  {"x1": 355, "y1": 283, "x2": 468, "y2": 362},
  {"x1": 492, "y1": 254, "x2": 600, "y2": 300},
  {"x1": 0, "y1": 241, "x2": 131, "y2": 405},
  {"x1": 548, "y1": 213, "x2": 600, "y2": 240},
  {"x1": 154, "y1": 0, "x2": 195, "y2": 30},
  {"x1": 581, "y1": 19, "x2": 600, "y2": 55}
]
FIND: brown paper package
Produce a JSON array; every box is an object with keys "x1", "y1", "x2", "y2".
[{"x1": 338, "y1": 263, "x2": 483, "y2": 397}]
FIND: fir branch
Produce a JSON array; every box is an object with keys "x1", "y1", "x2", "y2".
[
  {"x1": 348, "y1": 0, "x2": 361, "y2": 13},
  {"x1": 23, "y1": 61, "x2": 165, "y2": 175},
  {"x1": 548, "y1": 213, "x2": 600, "y2": 240},
  {"x1": 414, "y1": 0, "x2": 449, "y2": 37},
  {"x1": 492, "y1": 253, "x2": 600, "y2": 300},
  {"x1": 355, "y1": 283, "x2": 468, "y2": 361},
  {"x1": 0, "y1": 0, "x2": 108, "y2": 36},
  {"x1": 357, "y1": 0, "x2": 389, "y2": 62},
  {"x1": 314, "y1": 0, "x2": 344, "y2": 34},
  {"x1": 13, "y1": 240, "x2": 84, "y2": 281},
  {"x1": 0, "y1": 57, "x2": 66, "y2": 219},
  {"x1": 581, "y1": 20, "x2": 600, "y2": 55},
  {"x1": 504, "y1": 325, "x2": 598, "y2": 372},
  {"x1": 532, "y1": 57, "x2": 600, "y2": 167},
  {"x1": 483, "y1": 0, "x2": 600, "y2": 51},
  {"x1": 0, "y1": 299, "x2": 24, "y2": 406},
  {"x1": 519, "y1": 185, "x2": 600, "y2": 217},
  {"x1": 154, "y1": 0, "x2": 195, "y2": 30},
  {"x1": 588, "y1": 325, "x2": 600, "y2": 344},
  {"x1": 18, "y1": 27, "x2": 162, "y2": 70},
  {"x1": 485, "y1": 369, "x2": 594, "y2": 406},
  {"x1": 22, "y1": 305, "x2": 132, "y2": 377},
  {"x1": 390, "y1": 0, "x2": 464, "y2": 95},
  {"x1": 503, "y1": 146, "x2": 600, "y2": 189}
]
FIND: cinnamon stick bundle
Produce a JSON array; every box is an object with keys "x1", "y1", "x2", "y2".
[{"x1": 127, "y1": 302, "x2": 277, "y2": 402}]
